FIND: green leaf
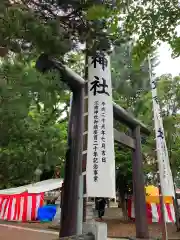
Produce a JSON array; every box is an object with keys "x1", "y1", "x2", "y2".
[{"x1": 86, "y1": 5, "x2": 110, "y2": 20}]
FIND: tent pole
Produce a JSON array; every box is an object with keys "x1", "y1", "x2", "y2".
[{"x1": 156, "y1": 160, "x2": 168, "y2": 240}]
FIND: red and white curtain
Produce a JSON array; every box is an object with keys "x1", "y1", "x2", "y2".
[
  {"x1": 128, "y1": 199, "x2": 175, "y2": 223},
  {"x1": 0, "y1": 192, "x2": 44, "y2": 222}
]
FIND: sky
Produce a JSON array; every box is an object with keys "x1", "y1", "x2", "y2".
[{"x1": 155, "y1": 42, "x2": 180, "y2": 77}]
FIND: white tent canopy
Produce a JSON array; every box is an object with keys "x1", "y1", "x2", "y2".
[{"x1": 0, "y1": 178, "x2": 63, "y2": 195}]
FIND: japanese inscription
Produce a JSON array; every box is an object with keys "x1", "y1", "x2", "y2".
[
  {"x1": 87, "y1": 52, "x2": 116, "y2": 197},
  {"x1": 157, "y1": 127, "x2": 164, "y2": 139},
  {"x1": 153, "y1": 96, "x2": 159, "y2": 104},
  {"x1": 93, "y1": 101, "x2": 99, "y2": 182},
  {"x1": 151, "y1": 79, "x2": 157, "y2": 89},
  {"x1": 151, "y1": 73, "x2": 174, "y2": 196},
  {"x1": 151, "y1": 77, "x2": 166, "y2": 179},
  {"x1": 101, "y1": 101, "x2": 106, "y2": 163},
  {"x1": 90, "y1": 76, "x2": 109, "y2": 96},
  {"x1": 91, "y1": 53, "x2": 108, "y2": 71}
]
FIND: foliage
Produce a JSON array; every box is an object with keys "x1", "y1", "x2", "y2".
[
  {"x1": 115, "y1": 144, "x2": 132, "y2": 195},
  {"x1": 157, "y1": 75, "x2": 180, "y2": 179},
  {"x1": 136, "y1": 74, "x2": 180, "y2": 185},
  {"x1": 1, "y1": 0, "x2": 180, "y2": 65},
  {"x1": 0, "y1": 56, "x2": 69, "y2": 188},
  {"x1": 0, "y1": 0, "x2": 119, "y2": 57},
  {"x1": 111, "y1": 43, "x2": 158, "y2": 113},
  {"x1": 0, "y1": 0, "x2": 73, "y2": 57},
  {"x1": 112, "y1": 44, "x2": 180, "y2": 199},
  {"x1": 111, "y1": 44, "x2": 158, "y2": 201},
  {"x1": 123, "y1": 0, "x2": 180, "y2": 60}
]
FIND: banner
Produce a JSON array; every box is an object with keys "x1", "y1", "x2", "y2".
[
  {"x1": 148, "y1": 57, "x2": 175, "y2": 197},
  {"x1": 86, "y1": 52, "x2": 115, "y2": 197},
  {"x1": 0, "y1": 192, "x2": 44, "y2": 222},
  {"x1": 128, "y1": 198, "x2": 175, "y2": 223}
]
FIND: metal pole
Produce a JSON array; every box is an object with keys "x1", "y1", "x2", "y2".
[
  {"x1": 77, "y1": 174, "x2": 84, "y2": 234},
  {"x1": 82, "y1": 51, "x2": 89, "y2": 223},
  {"x1": 132, "y1": 125, "x2": 149, "y2": 238},
  {"x1": 155, "y1": 161, "x2": 168, "y2": 240},
  {"x1": 77, "y1": 88, "x2": 84, "y2": 235},
  {"x1": 173, "y1": 191, "x2": 180, "y2": 231},
  {"x1": 159, "y1": 188, "x2": 168, "y2": 240},
  {"x1": 168, "y1": 129, "x2": 180, "y2": 231}
]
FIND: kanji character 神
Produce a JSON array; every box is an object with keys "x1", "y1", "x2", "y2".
[{"x1": 91, "y1": 54, "x2": 108, "y2": 71}]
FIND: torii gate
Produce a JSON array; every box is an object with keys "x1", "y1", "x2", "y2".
[{"x1": 36, "y1": 54, "x2": 150, "y2": 239}]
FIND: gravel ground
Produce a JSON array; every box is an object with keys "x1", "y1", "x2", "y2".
[{"x1": 106, "y1": 219, "x2": 180, "y2": 239}]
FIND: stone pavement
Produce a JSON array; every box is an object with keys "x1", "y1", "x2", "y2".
[
  {"x1": 0, "y1": 223, "x2": 129, "y2": 240},
  {"x1": 0, "y1": 224, "x2": 58, "y2": 240}
]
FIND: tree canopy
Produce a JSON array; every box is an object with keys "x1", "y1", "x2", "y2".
[
  {"x1": 0, "y1": 56, "x2": 69, "y2": 187},
  {"x1": 1, "y1": 0, "x2": 180, "y2": 62}
]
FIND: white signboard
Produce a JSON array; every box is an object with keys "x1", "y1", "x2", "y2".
[
  {"x1": 149, "y1": 59, "x2": 175, "y2": 197},
  {"x1": 86, "y1": 52, "x2": 115, "y2": 198}
]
